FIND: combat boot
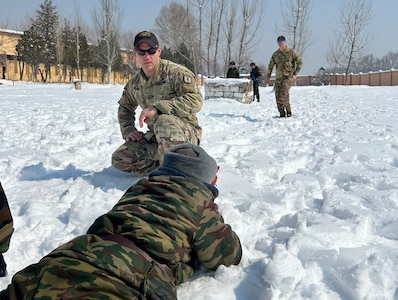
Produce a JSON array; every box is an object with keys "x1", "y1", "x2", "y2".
[{"x1": 286, "y1": 111, "x2": 292, "y2": 117}]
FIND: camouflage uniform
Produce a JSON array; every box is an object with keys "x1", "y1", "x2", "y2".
[
  {"x1": 0, "y1": 171, "x2": 242, "y2": 299},
  {"x1": 267, "y1": 47, "x2": 302, "y2": 117},
  {"x1": 112, "y1": 59, "x2": 203, "y2": 175},
  {"x1": 0, "y1": 182, "x2": 13, "y2": 254}
]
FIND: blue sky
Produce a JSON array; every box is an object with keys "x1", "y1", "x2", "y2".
[{"x1": 1, "y1": 0, "x2": 397, "y2": 75}]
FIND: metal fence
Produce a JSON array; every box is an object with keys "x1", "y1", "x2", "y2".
[{"x1": 295, "y1": 69, "x2": 398, "y2": 86}]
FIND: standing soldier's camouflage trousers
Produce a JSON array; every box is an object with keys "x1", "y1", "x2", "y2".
[
  {"x1": 274, "y1": 78, "x2": 293, "y2": 118},
  {"x1": 112, "y1": 114, "x2": 200, "y2": 175}
]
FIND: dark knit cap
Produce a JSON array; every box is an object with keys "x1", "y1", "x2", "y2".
[{"x1": 162, "y1": 144, "x2": 217, "y2": 184}]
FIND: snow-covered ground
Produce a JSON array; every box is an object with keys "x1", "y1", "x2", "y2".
[{"x1": 0, "y1": 80, "x2": 397, "y2": 299}]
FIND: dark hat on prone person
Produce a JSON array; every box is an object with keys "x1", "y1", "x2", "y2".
[
  {"x1": 162, "y1": 144, "x2": 218, "y2": 185},
  {"x1": 134, "y1": 31, "x2": 159, "y2": 48}
]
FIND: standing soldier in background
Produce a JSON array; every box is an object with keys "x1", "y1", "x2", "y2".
[
  {"x1": 0, "y1": 182, "x2": 14, "y2": 277},
  {"x1": 112, "y1": 31, "x2": 203, "y2": 176},
  {"x1": 1, "y1": 144, "x2": 242, "y2": 299},
  {"x1": 266, "y1": 36, "x2": 302, "y2": 118},
  {"x1": 226, "y1": 61, "x2": 240, "y2": 78},
  {"x1": 249, "y1": 62, "x2": 262, "y2": 102}
]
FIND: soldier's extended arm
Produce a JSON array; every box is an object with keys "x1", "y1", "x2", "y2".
[
  {"x1": 194, "y1": 201, "x2": 242, "y2": 270},
  {"x1": 293, "y1": 50, "x2": 303, "y2": 76}
]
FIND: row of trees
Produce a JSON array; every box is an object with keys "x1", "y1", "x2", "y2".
[
  {"x1": 154, "y1": 0, "x2": 397, "y2": 81},
  {"x1": 4, "y1": 0, "x2": 398, "y2": 84},
  {"x1": 14, "y1": 0, "x2": 126, "y2": 83},
  {"x1": 153, "y1": 0, "x2": 264, "y2": 78}
]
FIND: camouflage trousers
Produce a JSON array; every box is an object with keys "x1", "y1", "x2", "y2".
[
  {"x1": 112, "y1": 114, "x2": 201, "y2": 175},
  {"x1": 0, "y1": 234, "x2": 176, "y2": 300},
  {"x1": 274, "y1": 78, "x2": 292, "y2": 116},
  {"x1": 0, "y1": 182, "x2": 13, "y2": 254}
]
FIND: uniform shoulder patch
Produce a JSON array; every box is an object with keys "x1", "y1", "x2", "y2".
[{"x1": 183, "y1": 75, "x2": 192, "y2": 84}]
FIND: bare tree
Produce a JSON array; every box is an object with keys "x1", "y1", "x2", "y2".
[
  {"x1": 279, "y1": 0, "x2": 313, "y2": 57},
  {"x1": 154, "y1": 0, "x2": 263, "y2": 77},
  {"x1": 91, "y1": 0, "x2": 122, "y2": 84},
  {"x1": 55, "y1": 22, "x2": 64, "y2": 83},
  {"x1": 235, "y1": 0, "x2": 263, "y2": 68},
  {"x1": 212, "y1": 0, "x2": 227, "y2": 76},
  {"x1": 203, "y1": 1, "x2": 217, "y2": 76},
  {"x1": 73, "y1": 1, "x2": 84, "y2": 80},
  {"x1": 192, "y1": 0, "x2": 206, "y2": 77},
  {"x1": 155, "y1": 1, "x2": 198, "y2": 70},
  {"x1": 185, "y1": 0, "x2": 201, "y2": 76},
  {"x1": 223, "y1": 0, "x2": 238, "y2": 74},
  {"x1": 120, "y1": 30, "x2": 137, "y2": 76},
  {"x1": 327, "y1": 0, "x2": 374, "y2": 84}
]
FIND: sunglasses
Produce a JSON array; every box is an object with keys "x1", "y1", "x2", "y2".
[
  {"x1": 277, "y1": 39, "x2": 285, "y2": 44},
  {"x1": 135, "y1": 47, "x2": 158, "y2": 56}
]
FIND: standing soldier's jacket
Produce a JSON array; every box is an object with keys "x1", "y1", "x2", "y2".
[
  {"x1": 267, "y1": 47, "x2": 302, "y2": 80},
  {"x1": 118, "y1": 59, "x2": 203, "y2": 142},
  {"x1": 0, "y1": 170, "x2": 242, "y2": 299}
]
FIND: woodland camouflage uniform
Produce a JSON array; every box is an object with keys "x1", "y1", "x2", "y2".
[
  {"x1": 112, "y1": 59, "x2": 203, "y2": 175},
  {"x1": 0, "y1": 182, "x2": 13, "y2": 277},
  {"x1": 0, "y1": 183, "x2": 13, "y2": 254},
  {"x1": 1, "y1": 145, "x2": 242, "y2": 300},
  {"x1": 267, "y1": 42, "x2": 302, "y2": 117}
]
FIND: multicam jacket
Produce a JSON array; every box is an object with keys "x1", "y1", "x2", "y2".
[
  {"x1": 0, "y1": 182, "x2": 13, "y2": 254},
  {"x1": 0, "y1": 170, "x2": 241, "y2": 299},
  {"x1": 118, "y1": 59, "x2": 203, "y2": 142},
  {"x1": 267, "y1": 46, "x2": 303, "y2": 80}
]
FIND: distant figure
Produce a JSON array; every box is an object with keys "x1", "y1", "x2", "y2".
[
  {"x1": 249, "y1": 62, "x2": 262, "y2": 102},
  {"x1": 226, "y1": 61, "x2": 240, "y2": 78},
  {"x1": 0, "y1": 144, "x2": 242, "y2": 299},
  {"x1": 111, "y1": 31, "x2": 203, "y2": 176},
  {"x1": 0, "y1": 182, "x2": 14, "y2": 277},
  {"x1": 266, "y1": 36, "x2": 302, "y2": 118}
]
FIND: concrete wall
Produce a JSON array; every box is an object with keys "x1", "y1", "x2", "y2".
[{"x1": 204, "y1": 78, "x2": 253, "y2": 104}]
